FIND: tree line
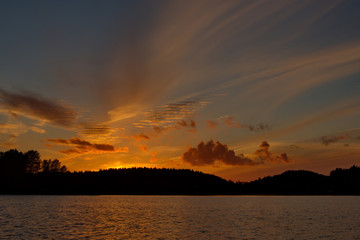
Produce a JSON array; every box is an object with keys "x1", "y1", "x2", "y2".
[
  {"x1": 0, "y1": 148, "x2": 359, "y2": 195},
  {"x1": 0, "y1": 149, "x2": 67, "y2": 179}
]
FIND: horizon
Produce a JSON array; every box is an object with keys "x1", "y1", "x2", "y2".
[{"x1": 1, "y1": 0, "x2": 360, "y2": 182}]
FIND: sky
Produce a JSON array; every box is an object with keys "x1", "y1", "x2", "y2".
[{"x1": 0, "y1": 0, "x2": 359, "y2": 181}]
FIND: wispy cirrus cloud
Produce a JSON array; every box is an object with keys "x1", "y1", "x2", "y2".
[
  {"x1": 320, "y1": 134, "x2": 349, "y2": 146},
  {"x1": 0, "y1": 88, "x2": 77, "y2": 128},
  {"x1": 46, "y1": 137, "x2": 128, "y2": 155},
  {"x1": 208, "y1": 116, "x2": 272, "y2": 132},
  {"x1": 132, "y1": 118, "x2": 197, "y2": 141},
  {"x1": 134, "y1": 99, "x2": 207, "y2": 129}
]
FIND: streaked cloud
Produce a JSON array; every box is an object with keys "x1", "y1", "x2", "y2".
[
  {"x1": 132, "y1": 118, "x2": 198, "y2": 141},
  {"x1": 320, "y1": 134, "x2": 350, "y2": 146},
  {"x1": 77, "y1": 124, "x2": 113, "y2": 136},
  {"x1": 0, "y1": 88, "x2": 77, "y2": 128},
  {"x1": 209, "y1": 116, "x2": 271, "y2": 132},
  {"x1": 134, "y1": 99, "x2": 207, "y2": 129},
  {"x1": 46, "y1": 137, "x2": 128, "y2": 155},
  {"x1": 132, "y1": 133, "x2": 151, "y2": 141}
]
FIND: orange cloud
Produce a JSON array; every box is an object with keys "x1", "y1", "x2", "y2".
[
  {"x1": 207, "y1": 120, "x2": 217, "y2": 129},
  {"x1": 182, "y1": 140, "x2": 255, "y2": 166},
  {"x1": 132, "y1": 118, "x2": 197, "y2": 141},
  {"x1": 132, "y1": 133, "x2": 151, "y2": 141},
  {"x1": 224, "y1": 116, "x2": 241, "y2": 128},
  {"x1": 215, "y1": 116, "x2": 271, "y2": 132},
  {"x1": 176, "y1": 119, "x2": 196, "y2": 128},
  {"x1": 47, "y1": 137, "x2": 128, "y2": 155},
  {"x1": 139, "y1": 145, "x2": 149, "y2": 152},
  {"x1": 254, "y1": 141, "x2": 289, "y2": 163},
  {"x1": 182, "y1": 140, "x2": 290, "y2": 166},
  {"x1": 150, "y1": 151, "x2": 158, "y2": 163}
]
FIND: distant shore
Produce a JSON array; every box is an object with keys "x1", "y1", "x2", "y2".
[{"x1": 1, "y1": 166, "x2": 359, "y2": 195}]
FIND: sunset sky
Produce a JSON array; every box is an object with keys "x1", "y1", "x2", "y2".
[{"x1": 0, "y1": 0, "x2": 359, "y2": 181}]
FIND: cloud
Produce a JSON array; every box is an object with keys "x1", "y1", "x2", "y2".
[
  {"x1": 177, "y1": 119, "x2": 196, "y2": 128},
  {"x1": 132, "y1": 118, "x2": 197, "y2": 141},
  {"x1": 0, "y1": 134, "x2": 16, "y2": 148},
  {"x1": 320, "y1": 134, "x2": 349, "y2": 146},
  {"x1": 182, "y1": 140, "x2": 255, "y2": 166},
  {"x1": 150, "y1": 151, "x2": 158, "y2": 163},
  {"x1": 46, "y1": 137, "x2": 128, "y2": 155},
  {"x1": 207, "y1": 120, "x2": 217, "y2": 129},
  {"x1": 135, "y1": 99, "x2": 207, "y2": 129},
  {"x1": 224, "y1": 116, "x2": 241, "y2": 128},
  {"x1": 265, "y1": 98, "x2": 360, "y2": 139},
  {"x1": 247, "y1": 123, "x2": 272, "y2": 132},
  {"x1": 254, "y1": 141, "x2": 289, "y2": 163},
  {"x1": 182, "y1": 140, "x2": 290, "y2": 166},
  {"x1": 78, "y1": 124, "x2": 113, "y2": 136},
  {"x1": 213, "y1": 116, "x2": 271, "y2": 132},
  {"x1": 0, "y1": 122, "x2": 45, "y2": 136},
  {"x1": 138, "y1": 145, "x2": 148, "y2": 152},
  {"x1": 132, "y1": 133, "x2": 151, "y2": 141},
  {"x1": 0, "y1": 88, "x2": 77, "y2": 128}
]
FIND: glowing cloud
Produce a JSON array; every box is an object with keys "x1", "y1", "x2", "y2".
[
  {"x1": 254, "y1": 141, "x2": 289, "y2": 163},
  {"x1": 47, "y1": 137, "x2": 128, "y2": 155},
  {"x1": 182, "y1": 140, "x2": 255, "y2": 166},
  {"x1": 182, "y1": 140, "x2": 290, "y2": 166}
]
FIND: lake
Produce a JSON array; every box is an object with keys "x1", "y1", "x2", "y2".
[{"x1": 0, "y1": 196, "x2": 359, "y2": 239}]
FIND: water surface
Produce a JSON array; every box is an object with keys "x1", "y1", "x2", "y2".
[{"x1": 0, "y1": 196, "x2": 359, "y2": 239}]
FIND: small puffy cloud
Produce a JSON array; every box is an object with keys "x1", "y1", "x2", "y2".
[
  {"x1": 207, "y1": 120, "x2": 217, "y2": 129},
  {"x1": 254, "y1": 141, "x2": 289, "y2": 163},
  {"x1": 224, "y1": 116, "x2": 241, "y2": 128},
  {"x1": 0, "y1": 88, "x2": 77, "y2": 128},
  {"x1": 138, "y1": 145, "x2": 149, "y2": 152},
  {"x1": 182, "y1": 140, "x2": 255, "y2": 166},
  {"x1": 182, "y1": 140, "x2": 290, "y2": 166},
  {"x1": 47, "y1": 137, "x2": 128, "y2": 155},
  {"x1": 177, "y1": 119, "x2": 196, "y2": 128},
  {"x1": 320, "y1": 134, "x2": 349, "y2": 146}
]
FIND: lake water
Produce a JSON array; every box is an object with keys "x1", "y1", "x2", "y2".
[{"x1": 0, "y1": 196, "x2": 359, "y2": 239}]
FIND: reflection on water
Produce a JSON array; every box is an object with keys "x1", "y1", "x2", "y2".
[{"x1": 0, "y1": 196, "x2": 359, "y2": 239}]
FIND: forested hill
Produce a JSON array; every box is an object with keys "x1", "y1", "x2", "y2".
[
  {"x1": 241, "y1": 167, "x2": 360, "y2": 195},
  {"x1": 0, "y1": 149, "x2": 359, "y2": 195}
]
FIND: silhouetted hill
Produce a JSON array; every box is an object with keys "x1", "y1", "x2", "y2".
[{"x1": 242, "y1": 170, "x2": 330, "y2": 194}]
